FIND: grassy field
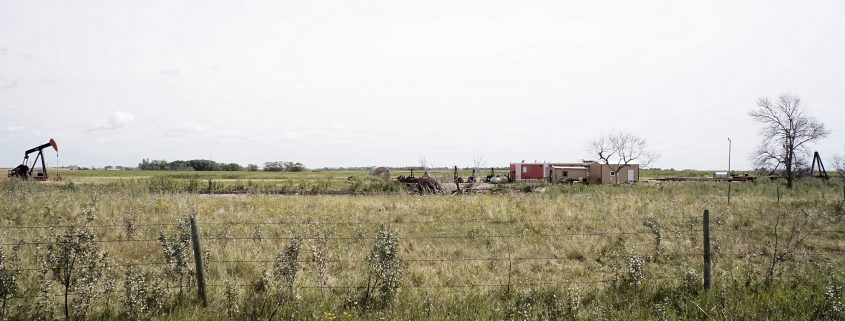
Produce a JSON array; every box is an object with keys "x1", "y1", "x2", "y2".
[
  {"x1": 12, "y1": 168, "x2": 720, "y2": 195},
  {"x1": 26, "y1": 167, "x2": 715, "y2": 182},
  {"x1": 0, "y1": 172, "x2": 843, "y2": 320}
]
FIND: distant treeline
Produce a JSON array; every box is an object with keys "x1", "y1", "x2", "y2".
[
  {"x1": 137, "y1": 159, "x2": 513, "y2": 172},
  {"x1": 138, "y1": 159, "x2": 309, "y2": 172},
  {"x1": 315, "y1": 166, "x2": 510, "y2": 171},
  {"x1": 139, "y1": 159, "x2": 243, "y2": 171},
  {"x1": 262, "y1": 161, "x2": 305, "y2": 172}
]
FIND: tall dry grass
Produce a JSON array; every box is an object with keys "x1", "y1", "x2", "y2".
[{"x1": 0, "y1": 178, "x2": 843, "y2": 319}]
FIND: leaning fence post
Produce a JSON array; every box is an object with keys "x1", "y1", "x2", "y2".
[
  {"x1": 190, "y1": 216, "x2": 208, "y2": 307},
  {"x1": 702, "y1": 209, "x2": 712, "y2": 291}
]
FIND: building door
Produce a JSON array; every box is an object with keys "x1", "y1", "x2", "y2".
[{"x1": 627, "y1": 169, "x2": 635, "y2": 182}]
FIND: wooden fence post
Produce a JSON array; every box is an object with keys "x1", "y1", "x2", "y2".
[
  {"x1": 190, "y1": 216, "x2": 208, "y2": 307},
  {"x1": 727, "y1": 181, "x2": 731, "y2": 204},
  {"x1": 703, "y1": 209, "x2": 712, "y2": 291},
  {"x1": 506, "y1": 244, "x2": 512, "y2": 296}
]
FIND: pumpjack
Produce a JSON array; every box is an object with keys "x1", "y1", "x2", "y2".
[{"x1": 8, "y1": 138, "x2": 61, "y2": 181}]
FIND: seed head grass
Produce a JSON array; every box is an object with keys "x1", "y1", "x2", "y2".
[{"x1": 0, "y1": 176, "x2": 843, "y2": 319}]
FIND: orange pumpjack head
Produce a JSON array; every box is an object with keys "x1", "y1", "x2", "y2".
[{"x1": 49, "y1": 138, "x2": 58, "y2": 152}]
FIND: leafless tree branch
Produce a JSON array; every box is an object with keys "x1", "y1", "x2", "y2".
[
  {"x1": 749, "y1": 93, "x2": 830, "y2": 188},
  {"x1": 587, "y1": 132, "x2": 658, "y2": 184}
]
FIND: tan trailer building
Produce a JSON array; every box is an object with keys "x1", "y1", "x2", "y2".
[{"x1": 587, "y1": 162, "x2": 639, "y2": 184}]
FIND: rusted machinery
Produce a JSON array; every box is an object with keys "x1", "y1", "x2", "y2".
[{"x1": 8, "y1": 138, "x2": 61, "y2": 181}]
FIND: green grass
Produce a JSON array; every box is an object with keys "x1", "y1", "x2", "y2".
[
  {"x1": 33, "y1": 168, "x2": 511, "y2": 195},
  {"x1": 48, "y1": 168, "x2": 508, "y2": 180}
]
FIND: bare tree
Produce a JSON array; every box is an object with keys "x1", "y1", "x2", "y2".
[
  {"x1": 764, "y1": 208, "x2": 814, "y2": 287},
  {"x1": 835, "y1": 151, "x2": 845, "y2": 179},
  {"x1": 470, "y1": 155, "x2": 486, "y2": 181},
  {"x1": 749, "y1": 94, "x2": 830, "y2": 189},
  {"x1": 471, "y1": 155, "x2": 486, "y2": 171},
  {"x1": 418, "y1": 156, "x2": 430, "y2": 176},
  {"x1": 835, "y1": 149, "x2": 845, "y2": 199},
  {"x1": 588, "y1": 132, "x2": 657, "y2": 184}
]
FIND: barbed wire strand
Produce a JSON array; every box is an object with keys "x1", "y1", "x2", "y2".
[{"x1": 0, "y1": 215, "x2": 704, "y2": 230}]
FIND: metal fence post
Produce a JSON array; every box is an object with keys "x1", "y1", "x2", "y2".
[
  {"x1": 190, "y1": 216, "x2": 208, "y2": 307},
  {"x1": 703, "y1": 209, "x2": 712, "y2": 291}
]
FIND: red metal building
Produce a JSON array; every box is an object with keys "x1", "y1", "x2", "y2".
[{"x1": 509, "y1": 162, "x2": 585, "y2": 181}]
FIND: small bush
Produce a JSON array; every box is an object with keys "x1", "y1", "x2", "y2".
[
  {"x1": 158, "y1": 218, "x2": 194, "y2": 298},
  {"x1": 244, "y1": 236, "x2": 303, "y2": 320},
  {"x1": 43, "y1": 225, "x2": 112, "y2": 320},
  {"x1": 0, "y1": 245, "x2": 22, "y2": 320},
  {"x1": 123, "y1": 267, "x2": 165, "y2": 321},
  {"x1": 641, "y1": 216, "x2": 662, "y2": 260},
  {"x1": 362, "y1": 224, "x2": 404, "y2": 308},
  {"x1": 224, "y1": 280, "x2": 240, "y2": 318},
  {"x1": 821, "y1": 283, "x2": 844, "y2": 319},
  {"x1": 309, "y1": 229, "x2": 330, "y2": 292},
  {"x1": 272, "y1": 235, "x2": 302, "y2": 299}
]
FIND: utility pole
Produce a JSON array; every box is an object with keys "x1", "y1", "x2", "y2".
[
  {"x1": 727, "y1": 138, "x2": 732, "y2": 204},
  {"x1": 703, "y1": 209, "x2": 712, "y2": 290}
]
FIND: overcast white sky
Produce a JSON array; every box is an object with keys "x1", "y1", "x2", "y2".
[{"x1": 1, "y1": 0, "x2": 843, "y2": 169}]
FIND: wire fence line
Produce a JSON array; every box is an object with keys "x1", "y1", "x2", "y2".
[
  {"x1": 7, "y1": 285, "x2": 188, "y2": 300},
  {"x1": 11, "y1": 249, "x2": 840, "y2": 274},
  {"x1": 202, "y1": 251, "x2": 843, "y2": 265},
  {"x1": 202, "y1": 277, "x2": 666, "y2": 290},
  {"x1": 16, "y1": 261, "x2": 169, "y2": 272},
  {"x1": 4, "y1": 228, "x2": 840, "y2": 246},
  {"x1": 194, "y1": 215, "x2": 704, "y2": 226},
  {"x1": 0, "y1": 231, "x2": 698, "y2": 246},
  {"x1": 0, "y1": 223, "x2": 179, "y2": 230},
  {"x1": 12, "y1": 250, "x2": 840, "y2": 273},
  {"x1": 1, "y1": 209, "x2": 842, "y2": 306},
  {"x1": 0, "y1": 226, "x2": 703, "y2": 246},
  {"x1": 0, "y1": 214, "x2": 703, "y2": 230},
  {"x1": 1, "y1": 238, "x2": 162, "y2": 246}
]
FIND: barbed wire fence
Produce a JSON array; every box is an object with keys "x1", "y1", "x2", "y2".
[{"x1": 0, "y1": 208, "x2": 842, "y2": 311}]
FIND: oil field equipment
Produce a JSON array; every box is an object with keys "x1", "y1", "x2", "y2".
[
  {"x1": 810, "y1": 151, "x2": 829, "y2": 180},
  {"x1": 8, "y1": 138, "x2": 61, "y2": 181}
]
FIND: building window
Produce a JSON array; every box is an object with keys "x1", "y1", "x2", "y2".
[
  {"x1": 610, "y1": 171, "x2": 616, "y2": 176},
  {"x1": 563, "y1": 171, "x2": 568, "y2": 176},
  {"x1": 523, "y1": 167, "x2": 529, "y2": 173}
]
